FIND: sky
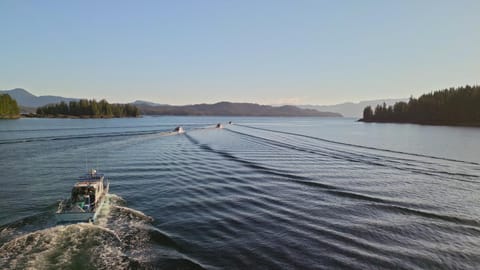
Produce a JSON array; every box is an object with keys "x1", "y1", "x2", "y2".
[{"x1": 1, "y1": 1, "x2": 479, "y2": 105}]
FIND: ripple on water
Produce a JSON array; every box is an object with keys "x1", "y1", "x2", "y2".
[{"x1": 1, "y1": 118, "x2": 480, "y2": 269}]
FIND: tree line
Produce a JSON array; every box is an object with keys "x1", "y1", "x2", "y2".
[
  {"x1": 0, "y1": 94, "x2": 20, "y2": 119},
  {"x1": 362, "y1": 85, "x2": 480, "y2": 125},
  {"x1": 36, "y1": 99, "x2": 140, "y2": 118}
]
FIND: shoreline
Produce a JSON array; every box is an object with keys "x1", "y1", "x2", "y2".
[
  {"x1": 358, "y1": 119, "x2": 480, "y2": 128},
  {"x1": 0, "y1": 115, "x2": 20, "y2": 120},
  {"x1": 21, "y1": 113, "x2": 342, "y2": 118}
]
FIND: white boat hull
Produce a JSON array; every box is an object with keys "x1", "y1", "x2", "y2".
[{"x1": 56, "y1": 212, "x2": 95, "y2": 223}]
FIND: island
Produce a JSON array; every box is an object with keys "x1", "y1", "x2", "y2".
[
  {"x1": 360, "y1": 85, "x2": 480, "y2": 126},
  {"x1": 34, "y1": 99, "x2": 140, "y2": 118},
  {"x1": 0, "y1": 94, "x2": 20, "y2": 119},
  {"x1": 136, "y1": 101, "x2": 342, "y2": 117}
]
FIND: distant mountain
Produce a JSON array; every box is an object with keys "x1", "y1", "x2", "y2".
[
  {"x1": 0, "y1": 88, "x2": 78, "y2": 108},
  {"x1": 299, "y1": 98, "x2": 408, "y2": 118},
  {"x1": 3, "y1": 88, "x2": 390, "y2": 117},
  {"x1": 138, "y1": 102, "x2": 342, "y2": 117},
  {"x1": 131, "y1": 100, "x2": 169, "y2": 107}
]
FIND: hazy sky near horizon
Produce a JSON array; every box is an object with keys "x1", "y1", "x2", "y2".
[{"x1": 1, "y1": 1, "x2": 479, "y2": 105}]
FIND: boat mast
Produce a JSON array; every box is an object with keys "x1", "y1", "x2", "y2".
[{"x1": 85, "y1": 153, "x2": 88, "y2": 173}]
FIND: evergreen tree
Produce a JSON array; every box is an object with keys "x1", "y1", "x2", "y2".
[
  {"x1": 36, "y1": 99, "x2": 140, "y2": 118},
  {"x1": 0, "y1": 94, "x2": 20, "y2": 118},
  {"x1": 363, "y1": 106, "x2": 373, "y2": 120},
  {"x1": 361, "y1": 85, "x2": 480, "y2": 125}
]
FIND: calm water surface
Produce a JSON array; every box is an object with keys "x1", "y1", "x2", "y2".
[{"x1": 0, "y1": 117, "x2": 479, "y2": 269}]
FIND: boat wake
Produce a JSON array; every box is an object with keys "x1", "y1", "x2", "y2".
[{"x1": 0, "y1": 194, "x2": 204, "y2": 270}]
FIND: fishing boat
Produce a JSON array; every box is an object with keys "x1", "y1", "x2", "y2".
[{"x1": 56, "y1": 169, "x2": 109, "y2": 223}]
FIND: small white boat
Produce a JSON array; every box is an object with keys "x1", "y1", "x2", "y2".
[
  {"x1": 174, "y1": 126, "x2": 185, "y2": 133},
  {"x1": 56, "y1": 169, "x2": 109, "y2": 224}
]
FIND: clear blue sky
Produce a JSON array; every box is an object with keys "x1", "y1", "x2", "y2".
[{"x1": 1, "y1": 1, "x2": 479, "y2": 105}]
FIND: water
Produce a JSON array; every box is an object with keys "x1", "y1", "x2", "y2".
[{"x1": 1, "y1": 117, "x2": 480, "y2": 269}]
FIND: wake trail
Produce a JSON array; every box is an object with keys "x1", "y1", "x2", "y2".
[
  {"x1": 224, "y1": 128, "x2": 480, "y2": 183},
  {"x1": 0, "y1": 194, "x2": 205, "y2": 270},
  {"x1": 0, "y1": 123, "x2": 207, "y2": 133},
  {"x1": 0, "y1": 129, "x2": 177, "y2": 145},
  {"x1": 186, "y1": 134, "x2": 454, "y2": 213},
  {"x1": 186, "y1": 133, "x2": 480, "y2": 230},
  {"x1": 234, "y1": 124, "x2": 480, "y2": 166}
]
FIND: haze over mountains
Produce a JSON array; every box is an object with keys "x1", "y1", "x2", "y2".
[
  {"x1": 299, "y1": 99, "x2": 408, "y2": 118},
  {"x1": 0, "y1": 88, "x2": 404, "y2": 117}
]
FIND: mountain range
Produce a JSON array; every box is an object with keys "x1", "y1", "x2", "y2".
[
  {"x1": 137, "y1": 102, "x2": 341, "y2": 117},
  {"x1": 0, "y1": 88, "x2": 78, "y2": 108},
  {"x1": 1, "y1": 88, "x2": 405, "y2": 117}
]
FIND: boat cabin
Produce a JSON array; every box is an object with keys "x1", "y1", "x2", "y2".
[{"x1": 70, "y1": 169, "x2": 105, "y2": 212}]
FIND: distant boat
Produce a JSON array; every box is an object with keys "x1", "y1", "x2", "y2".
[
  {"x1": 216, "y1": 123, "x2": 223, "y2": 128},
  {"x1": 174, "y1": 126, "x2": 185, "y2": 133},
  {"x1": 56, "y1": 169, "x2": 109, "y2": 223}
]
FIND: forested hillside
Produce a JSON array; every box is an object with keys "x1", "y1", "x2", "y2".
[
  {"x1": 36, "y1": 99, "x2": 139, "y2": 118},
  {"x1": 361, "y1": 85, "x2": 480, "y2": 126}
]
